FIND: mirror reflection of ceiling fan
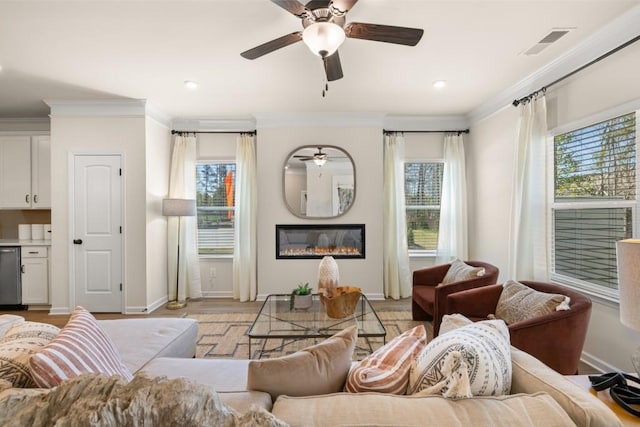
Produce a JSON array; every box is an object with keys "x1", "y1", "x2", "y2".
[
  {"x1": 240, "y1": 0, "x2": 424, "y2": 90},
  {"x1": 294, "y1": 146, "x2": 329, "y2": 166}
]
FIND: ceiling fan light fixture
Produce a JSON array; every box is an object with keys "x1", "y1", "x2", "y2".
[
  {"x1": 313, "y1": 157, "x2": 327, "y2": 167},
  {"x1": 302, "y1": 22, "x2": 345, "y2": 57}
]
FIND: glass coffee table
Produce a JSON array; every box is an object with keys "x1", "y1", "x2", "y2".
[{"x1": 247, "y1": 293, "x2": 386, "y2": 359}]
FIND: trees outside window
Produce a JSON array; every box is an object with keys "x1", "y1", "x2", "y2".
[
  {"x1": 196, "y1": 162, "x2": 236, "y2": 255},
  {"x1": 551, "y1": 112, "x2": 636, "y2": 293},
  {"x1": 405, "y1": 162, "x2": 444, "y2": 254}
]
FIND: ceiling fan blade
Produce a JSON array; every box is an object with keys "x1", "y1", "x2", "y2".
[
  {"x1": 329, "y1": 0, "x2": 359, "y2": 14},
  {"x1": 323, "y1": 51, "x2": 344, "y2": 82},
  {"x1": 240, "y1": 32, "x2": 303, "y2": 60},
  {"x1": 270, "y1": 0, "x2": 309, "y2": 17},
  {"x1": 344, "y1": 22, "x2": 424, "y2": 46}
]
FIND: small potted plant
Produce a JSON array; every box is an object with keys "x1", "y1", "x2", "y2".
[{"x1": 290, "y1": 282, "x2": 313, "y2": 310}]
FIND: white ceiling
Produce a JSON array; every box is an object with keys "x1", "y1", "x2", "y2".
[{"x1": 0, "y1": 0, "x2": 639, "y2": 122}]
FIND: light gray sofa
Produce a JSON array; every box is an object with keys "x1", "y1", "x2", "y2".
[{"x1": 0, "y1": 315, "x2": 624, "y2": 426}]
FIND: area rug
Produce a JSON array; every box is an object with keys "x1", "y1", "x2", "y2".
[{"x1": 189, "y1": 311, "x2": 430, "y2": 360}]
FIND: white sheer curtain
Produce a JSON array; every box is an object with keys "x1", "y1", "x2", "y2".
[
  {"x1": 383, "y1": 133, "x2": 411, "y2": 299},
  {"x1": 232, "y1": 133, "x2": 258, "y2": 302},
  {"x1": 437, "y1": 133, "x2": 468, "y2": 261},
  {"x1": 508, "y1": 94, "x2": 549, "y2": 280},
  {"x1": 167, "y1": 135, "x2": 202, "y2": 300}
]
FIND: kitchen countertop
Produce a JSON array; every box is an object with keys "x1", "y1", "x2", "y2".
[{"x1": 0, "y1": 239, "x2": 51, "y2": 246}]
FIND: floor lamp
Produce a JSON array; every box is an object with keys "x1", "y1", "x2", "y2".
[
  {"x1": 163, "y1": 198, "x2": 196, "y2": 310},
  {"x1": 616, "y1": 238, "x2": 640, "y2": 375}
]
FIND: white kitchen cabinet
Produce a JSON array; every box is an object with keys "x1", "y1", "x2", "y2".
[
  {"x1": 21, "y1": 246, "x2": 49, "y2": 304},
  {"x1": 31, "y1": 136, "x2": 51, "y2": 208},
  {"x1": 0, "y1": 135, "x2": 51, "y2": 209},
  {"x1": 0, "y1": 136, "x2": 32, "y2": 208}
]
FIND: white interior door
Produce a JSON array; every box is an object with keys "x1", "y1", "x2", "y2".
[{"x1": 73, "y1": 154, "x2": 123, "y2": 312}]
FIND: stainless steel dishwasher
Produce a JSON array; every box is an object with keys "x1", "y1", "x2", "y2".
[{"x1": 0, "y1": 246, "x2": 22, "y2": 306}]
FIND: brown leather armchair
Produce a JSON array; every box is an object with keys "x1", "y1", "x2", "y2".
[
  {"x1": 411, "y1": 261, "x2": 499, "y2": 337},
  {"x1": 445, "y1": 280, "x2": 592, "y2": 375}
]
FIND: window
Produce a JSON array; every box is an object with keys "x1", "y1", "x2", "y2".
[
  {"x1": 550, "y1": 112, "x2": 637, "y2": 295},
  {"x1": 196, "y1": 162, "x2": 236, "y2": 255},
  {"x1": 405, "y1": 162, "x2": 444, "y2": 254}
]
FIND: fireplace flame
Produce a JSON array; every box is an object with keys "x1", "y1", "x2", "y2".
[{"x1": 279, "y1": 246, "x2": 362, "y2": 257}]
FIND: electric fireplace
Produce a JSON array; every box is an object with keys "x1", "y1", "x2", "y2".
[{"x1": 276, "y1": 224, "x2": 365, "y2": 259}]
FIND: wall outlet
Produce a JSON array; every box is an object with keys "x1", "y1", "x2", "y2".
[{"x1": 209, "y1": 267, "x2": 216, "y2": 278}]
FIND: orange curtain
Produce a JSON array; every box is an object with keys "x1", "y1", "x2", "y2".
[{"x1": 225, "y1": 170, "x2": 234, "y2": 219}]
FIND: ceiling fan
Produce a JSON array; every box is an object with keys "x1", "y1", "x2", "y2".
[
  {"x1": 294, "y1": 147, "x2": 329, "y2": 166},
  {"x1": 240, "y1": 0, "x2": 424, "y2": 84}
]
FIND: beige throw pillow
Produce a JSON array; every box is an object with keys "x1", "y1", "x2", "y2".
[
  {"x1": 247, "y1": 326, "x2": 357, "y2": 400},
  {"x1": 495, "y1": 280, "x2": 570, "y2": 325},
  {"x1": 441, "y1": 259, "x2": 486, "y2": 285}
]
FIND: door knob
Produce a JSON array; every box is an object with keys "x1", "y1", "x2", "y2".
[{"x1": 73, "y1": 239, "x2": 83, "y2": 245}]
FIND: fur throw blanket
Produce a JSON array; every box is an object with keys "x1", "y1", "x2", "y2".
[{"x1": 0, "y1": 374, "x2": 288, "y2": 427}]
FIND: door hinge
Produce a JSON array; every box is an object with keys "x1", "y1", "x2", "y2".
[
  {"x1": 119, "y1": 226, "x2": 122, "y2": 234},
  {"x1": 120, "y1": 283, "x2": 123, "y2": 291},
  {"x1": 119, "y1": 168, "x2": 122, "y2": 176}
]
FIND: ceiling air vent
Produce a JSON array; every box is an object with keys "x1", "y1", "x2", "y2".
[{"x1": 522, "y1": 28, "x2": 574, "y2": 56}]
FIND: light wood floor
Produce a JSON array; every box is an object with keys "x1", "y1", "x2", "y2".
[
  {"x1": 1, "y1": 297, "x2": 598, "y2": 374},
  {"x1": 0, "y1": 297, "x2": 413, "y2": 328}
]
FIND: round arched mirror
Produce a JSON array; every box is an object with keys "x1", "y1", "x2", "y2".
[{"x1": 283, "y1": 145, "x2": 355, "y2": 218}]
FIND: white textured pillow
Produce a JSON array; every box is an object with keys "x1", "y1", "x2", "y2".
[
  {"x1": 441, "y1": 260, "x2": 486, "y2": 285},
  {"x1": 407, "y1": 320, "x2": 511, "y2": 398},
  {"x1": 495, "y1": 280, "x2": 570, "y2": 325}
]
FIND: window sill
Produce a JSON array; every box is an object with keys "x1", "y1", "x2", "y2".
[
  {"x1": 549, "y1": 274, "x2": 619, "y2": 308},
  {"x1": 199, "y1": 254, "x2": 233, "y2": 260},
  {"x1": 409, "y1": 251, "x2": 437, "y2": 258}
]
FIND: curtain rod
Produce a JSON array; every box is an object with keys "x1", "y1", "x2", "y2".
[
  {"x1": 513, "y1": 33, "x2": 640, "y2": 107},
  {"x1": 171, "y1": 130, "x2": 257, "y2": 136},
  {"x1": 383, "y1": 129, "x2": 470, "y2": 135}
]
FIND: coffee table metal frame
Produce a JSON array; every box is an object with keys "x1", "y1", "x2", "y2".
[{"x1": 246, "y1": 293, "x2": 386, "y2": 359}]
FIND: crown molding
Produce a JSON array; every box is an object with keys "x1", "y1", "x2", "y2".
[
  {"x1": 0, "y1": 117, "x2": 50, "y2": 131},
  {"x1": 171, "y1": 117, "x2": 257, "y2": 132},
  {"x1": 144, "y1": 102, "x2": 172, "y2": 128},
  {"x1": 254, "y1": 112, "x2": 385, "y2": 128},
  {"x1": 468, "y1": 4, "x2": 640, "y2": 125},
  {"x1": 383, "y1": 115, "x2": 469, "y2": 131},
  {"x1": 45, "y1": 98, "x2": 147, "y2": 117}
]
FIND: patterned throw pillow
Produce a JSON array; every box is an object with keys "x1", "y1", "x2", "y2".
[
  {"x1": 29, "y1": 306, "x2": 133, "y2": 388},
  {"x1": 407, "y1": 320, "x2": 511, "y2": 398},
  {"x1": 495, "y1": 280, "x2": 570, "y2": 325},
  {"x1": 344, "y1": 325, "x2": 427, "y2": 394},
  {"x1": 0, "y1": 322, "x2": 60, "y2": 388},
  {"x1": 441, "y1": 259, "x2": 486, "y2": 285}
]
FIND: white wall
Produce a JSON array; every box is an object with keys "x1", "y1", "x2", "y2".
[
  {"x1": 145, "y1": 118, "x2": 171, "y2": 311},
  {"x1": 49, "y1": 115, "x2": 149, "y2": 314},
  {"x1": 468, "y1": 41, "x2": 640, "y2": 371},
  {"x1": 257, "y1": 126, "x2": 384, "y2": 298}
]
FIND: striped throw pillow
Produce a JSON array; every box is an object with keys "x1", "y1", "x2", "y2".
[
  {"x1": 344, "y1": 325, "x2": 427, "y2": 394},
  {"x1": 29, "y1": 306, "x2": 133, "y2": 388}
]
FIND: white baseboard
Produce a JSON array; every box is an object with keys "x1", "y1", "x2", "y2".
[
  {"x1": 124, "y1": 306, "x2": 152, "y2": 315},
  {"x1": 364, "y1": 293, "x2": 386, "y2": 301},
  {"x1": 146, "y1": 296, "x2": 168, "y2": 313},
  {"x1": 49, "y1": 307, "x2": 71, "y2": 315},
  {"x1": 581, "y1": 351, "x2": 618, "y2": 373},
  {"x1": 201, "y1": 291, "x2": 234, "y2": 298}
]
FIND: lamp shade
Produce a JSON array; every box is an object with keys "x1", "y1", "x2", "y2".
[
  {"x1": 162, "y1": 198, "x2": 196, "y2": 217},
  {"x1": 302, "y1": 22, "x2": 345, "y2": 57},
  {"x1": 616, "y1": 239, "x2": 640, "y2": 331}
]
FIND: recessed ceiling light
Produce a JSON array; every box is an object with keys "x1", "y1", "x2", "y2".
[
  {"x1": 433, "y1": 80, "x2": 446, "y2": 89},
  {"x1": 184, "y1": 80, "x2": 198, "y2": 90}
]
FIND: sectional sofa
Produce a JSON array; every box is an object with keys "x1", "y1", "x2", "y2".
[{"x1": 0, "y1": 314, "x2": 623, "y2": 426}]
